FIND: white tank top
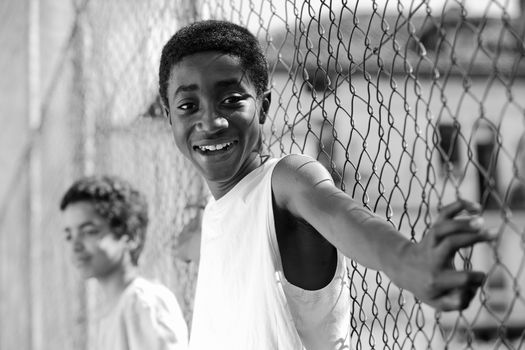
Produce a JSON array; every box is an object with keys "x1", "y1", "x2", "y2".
[{"x1": 189, "y1": 157, "x2": 350, "y2": 350}]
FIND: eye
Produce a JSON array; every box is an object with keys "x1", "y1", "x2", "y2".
[
  {"x1": 222, "y1": 94, "x2": 248, "y2": 106},
  {"x1": 81, "y1": 229, "x2": 99, "y2": 237},
  {"x1": 177, "y1": 101, "x2": 198, "y2": 111}
]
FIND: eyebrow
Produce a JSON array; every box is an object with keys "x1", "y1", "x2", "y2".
[
  {"x1": 66, "y1": 222, "x2": 97, "y2": 230},
  {"x1": 173, "y1": 79, "x2": 247, "y2": 98},
  {"x1": 63, "y1": 222, "x2": 98, "y2": 234},
  {"x1": 215, "y1": 79, "x2": 244, "y2": 89},
  {"x1": 174, "y1": 84, "x2": 199, "y2": 97}
]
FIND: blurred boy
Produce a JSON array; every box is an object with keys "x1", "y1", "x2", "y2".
[
  {"x1": 159, "y1": 20, "x2": 494, "y2": 349},
  {"x1": 60, "y1": 175, "x2": 188, "y2": 350}
]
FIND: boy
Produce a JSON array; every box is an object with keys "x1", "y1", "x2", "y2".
[
  {"x1": 159, "y1": 20, "x2": 494, "y2": 349},
  {"x1": 60, "y1": 175, "x2": 188, "y2": 350}
]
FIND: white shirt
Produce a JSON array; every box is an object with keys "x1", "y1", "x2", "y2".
[
  {"x1": 190, "y1": 157, "x2": 350, "y2": 350},
  {"x1": 95, "y1": 277, "x2": 188, "y2": 350}
]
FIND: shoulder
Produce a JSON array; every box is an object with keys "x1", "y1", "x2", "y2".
[
  {"x1": 274, "y1": 154, "x2": 330, "y2": 185},
  {"x1": 274, "y1": 153, "x2": 316, "y2": 171},
  {"x1": 119, "y1": 278, "x2": 185, "y2": 329},
  {"x1": 120, "y1": 278, "x2": 188, "y2": 346},
  {"x1": 272, "y1": 154, "x2": 334, "y2": 204},
  {"x1": 123, "y1": 278, "x2": 180, "y2": 313}
]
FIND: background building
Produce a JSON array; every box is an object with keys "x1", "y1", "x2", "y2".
[{"x1": 1, "y1": 0, "x2": 524, "y2": 349}]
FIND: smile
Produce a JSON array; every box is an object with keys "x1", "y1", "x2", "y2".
[
  {"x1": 74, "y1": 256, "x2": 91, "y2": 267},
  {"x1": 194, "y1": 141, "x2": 238, "y2": 153}
]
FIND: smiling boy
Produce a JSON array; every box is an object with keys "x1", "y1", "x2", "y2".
[
  {"x1": 60, "y1": 175, "x2": 188, "y2": 350},
  {"x1": 159, "y1": 20, "x2": 494, "y2": 350}
]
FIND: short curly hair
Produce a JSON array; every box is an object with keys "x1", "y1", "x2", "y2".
[
  {"x1": 60, "y1": 175, "x2": 148, "y2": 265},
  {"x1": 159, "y1": 20, "x2": 268, "y2": 111}
]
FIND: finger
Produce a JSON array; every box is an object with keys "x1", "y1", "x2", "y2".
[
  {"x1": 431, "y1": 216, "x2": 484, "y2": 240},
  {"x1": 437, "y1": 231, "x2": 495, "y2": 258},
  {"x1": 434, "y1": 285, "x2": 481, "y2": 311},
  {"x1": 430, "y1": 271, "x2": 484, "y2": 311},
  {"x1": 433, "y1": 270, "x2": 485, "y2": 292},
  {"x1": 438, "y1": 199, "x2": 481, "y2": 220}
]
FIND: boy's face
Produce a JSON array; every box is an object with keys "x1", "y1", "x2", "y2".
[
  {"x1": 62, "y1": 201, "x2": 130, "y2": 279},
  {"x1": 166, "y1": 51, "x2": 268, "y2": 190}
]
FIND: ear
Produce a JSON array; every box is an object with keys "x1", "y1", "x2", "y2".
[
  {"x1": 163, "y1": 105, "x2": 172, "y2": 125},
  {"x1": 122, "y1": 234, "x2": 139, "y2": 250},
  {"x1": 259, "y1": 91, "x2": 271, "y2": 124}
]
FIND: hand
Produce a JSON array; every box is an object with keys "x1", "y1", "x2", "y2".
[
  {"x1": 395, "y1": 199, "x2": 496, "y2": 311},
  {"x1": 173, "y1": 210, "x2": 202, "y2": 263}
]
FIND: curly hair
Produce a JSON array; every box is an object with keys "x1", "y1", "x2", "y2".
[
  {"x1": 159, "y1": 20, "x2": 268, "y2": 111},
  {"x1": 60, "y1": 175, "x2": 148, "y2": 265}
]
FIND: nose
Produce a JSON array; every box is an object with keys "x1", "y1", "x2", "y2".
[
  {"x1": 195, "y1": 106, "x2": 229, "y2": 133},
  {"x1": 71, "y1": 233, "x2": 85, "y2": 253}
]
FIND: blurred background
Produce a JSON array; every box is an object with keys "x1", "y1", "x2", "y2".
[{"x1": 1, "y1": 0, "x2": 524, "y2": 349}]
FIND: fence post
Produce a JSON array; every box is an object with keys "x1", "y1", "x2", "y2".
[
  {"x1": 28, "y1": 0, "x2": 44, "y2": 348},
  {"x1": 0, "y1": 0, "x2": 32, "y2": 349}
]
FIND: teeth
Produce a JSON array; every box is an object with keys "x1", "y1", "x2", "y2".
[{"x1": 198, "y1": 142, "x2": 233, "y2": 152}]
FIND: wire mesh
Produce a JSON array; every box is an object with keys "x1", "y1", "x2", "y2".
[{"x1": 13, "y1": 0, "x2": 525, "y2": 349}]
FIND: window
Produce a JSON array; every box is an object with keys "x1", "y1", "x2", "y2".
[
  {"x1": 305, "y1": 68, "x2": 332, "y2": 92},
  {"x1": 509, "y1": 136, "x2": 525, "y2": 210},
  {"x1": 475, "y1": 125, "x2": 500, "y2": 210},
  {"x1": 437, "y1": 123, "x2": 461, "y2": 174}
]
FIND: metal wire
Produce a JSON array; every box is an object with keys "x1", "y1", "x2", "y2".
[{"x1": 17, "y1": 0, "x2": 525, "y2": 349}]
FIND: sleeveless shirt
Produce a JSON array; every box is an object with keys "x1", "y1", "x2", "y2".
[{"x1": 189, "y1": 157, "x2": 350, "y2": 350}]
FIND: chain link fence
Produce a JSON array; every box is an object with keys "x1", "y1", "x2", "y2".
[{"x1": 7, "y1": 0, "x2": 525, "y2": 349}]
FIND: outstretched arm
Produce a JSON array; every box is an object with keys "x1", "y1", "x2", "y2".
[{"x1": 272, "y1": 154, "x2": 495, "y2": 311}]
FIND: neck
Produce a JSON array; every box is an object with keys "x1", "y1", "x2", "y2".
[
  {"x1": 208, "y1": 153, "x2": 263, "y2": 199},
  {"x1": 96, "y1": 265, "x2": 138, "y2": 302}
]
